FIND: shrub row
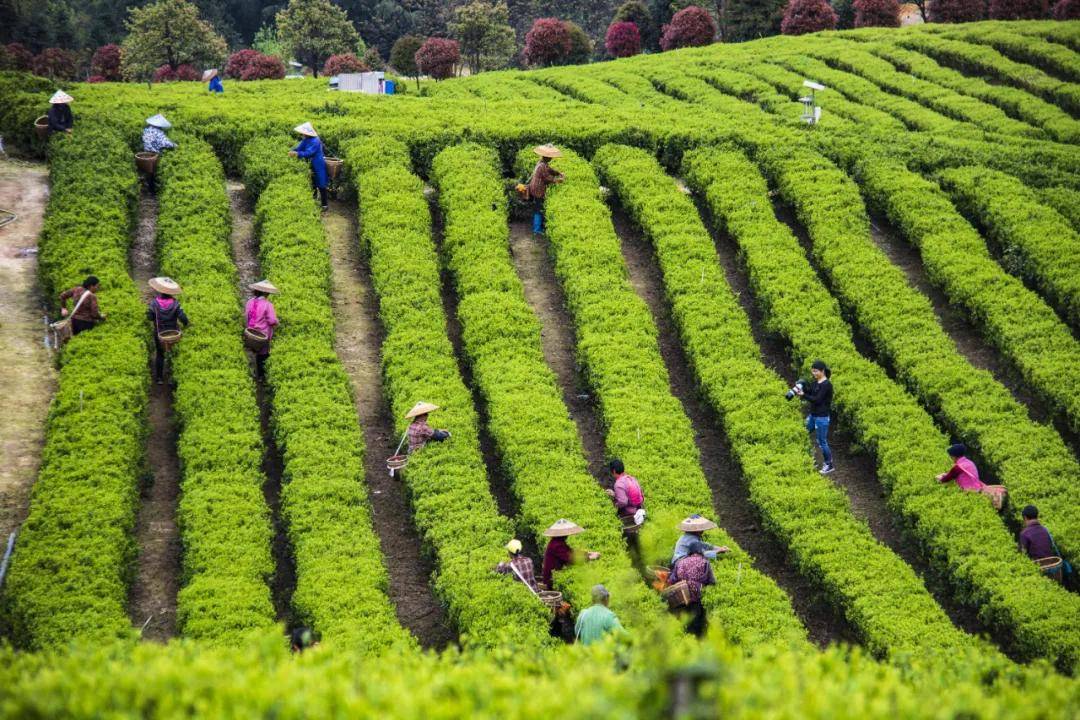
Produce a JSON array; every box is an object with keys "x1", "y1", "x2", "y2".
[
  {"x1": 0, "y1": 125, "x2": 147, "y2": 649},
  {"x1": 679, "y1": 144, "x2": 1080, "y2": 671},
  {"x1": 948, "y1": 27, "x2": 1080, "y2": 83},
  {"x1": 938, "y1": 166, "x2": 1080, "y2": 331},
  {"x1": 343, "y1": 135, "x2": 554, "y2": 648},
  {"x1": 810, "y1": 41, "x2": 1040, "y2": 137},
  {"x1": 517, "y1": 147, "x2": 808, "y2": 649},
  {"x1": 895, "y1": 33, "x2": 1080, "y2": 117},
  {"x1": 239, "y1": 136, "x2": 416, "y2": 652},
  {"x1": 429, "y1": 143, "x2": 667, "y2": 627},
  {"x1": 870, "y1": 44, "x2": 1080, "y2": 143},
  {"x1": 154, "y1": 138, "x2": 277, "y2": 644},
  {"x1": 1038, "y1": 185, "x2": 1080, "y2": 232},
  {"x1": 761, "y1": 142, "x2": 1080, "y2": 563},
  {"x1": 598, "y1": 143, "x2": 982, "y2": 663}
]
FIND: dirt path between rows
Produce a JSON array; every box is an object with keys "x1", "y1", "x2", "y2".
[
  {"x1": 127, "y1": 190, "x2": 180, "y2": 641},
  {"x1": 324, "y1": 200, "x2": 456, "y2": 649},
  {"x1": 0, "y1": 159, "x2": 56, "y2": 548},
  {"x1": 764, "y1": 199, "x2": 996, "y2": 638},
  {"x1": 507, "y1": 221, "x2": 608, "y2": 482},
  {"x1": 610, "y1": 207, "x2": 855, "y2": 648},
  {"x1": 227, "y1": 182, "x2": 294, "y2": 623}
]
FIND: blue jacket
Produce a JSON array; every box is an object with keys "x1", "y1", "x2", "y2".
[
  {"x1": 208, "y1": 76, "x2": 224, "y2": 93},
  {"x1": 293, "y1": 136, "x2": 328, "y2": 188}
]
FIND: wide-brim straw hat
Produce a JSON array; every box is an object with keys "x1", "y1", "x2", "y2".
[
  {"x1": 248, "y1": 280, "x2": 279, "y2": 295},
  {"x1": 405, "y1": 401, "x2": 439, "y2": 419},
  {"x1": 543, "y1": 519, "x2": 584, "y2": 538},
  {"x1": 49, "y1": 90, "x2": 73, "y2": 104},
  {"x1": 202, "y1": 69, "x2": 218, "y2": 81},
  {"x1": 149, "y1": 276, "x2": 182, "y2": 296},
  {"x1": 533, "y1": 144, "x2": 562, "y2": 159},
  {"x1": 678, "y1": 514, "x2": 718, "y2": 533},
  {"x1": 146, "y1": 114, "x2": 172, "y2": 129},
  {"x1": 294, "y1": 122, "x2": 318, "y2": 137}
]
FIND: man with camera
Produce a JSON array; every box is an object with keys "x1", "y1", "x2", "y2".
[{"x1": 789, "y1": 360, "x2": 834, "y2": 475}]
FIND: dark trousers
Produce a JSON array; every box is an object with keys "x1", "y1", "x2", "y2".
[
  {"x1": 311, "y1": 175, "x2": 328, "y2": 208},
  {"x1": 154, "y1": 337, "x2": 167, "y2": 381},
  {"x1": 255, "y1": 352, "x2": 268, "y2": 379},
  {"x1": 71, "y1": 318, "x2": 95, "y2": 336},
  {"x1": 685, "y1": 601, "x2": 706, "y2": 637}
]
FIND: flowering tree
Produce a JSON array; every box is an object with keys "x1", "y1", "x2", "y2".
[
  {"x1": 91, "y1": 45, "x2": 123, "y2": 81},
  {"x1": 660, "y1": 6, "x2": 716, "y2": 51},
  {"x1": 1054, "y1": 0, "x2": 1080, "y2": 17},
  {"x1": 781, "y1": 0, "x2": 838, "y2": 34},
  {"x1": 524, "y1": 18, "x2": 572, "y2": 67},
  {"x1": 323, "y1": 53, "x2": 369, "y2": 76},
  {"x1": 928, "y1": 0, "x2": 987, "y2": 21},
  {"x1": 32, "y1": 49, "x2": 80, "y2": 80},
  {"x1": 988, "y1": 0, "x2": 1049, "y2": 18},
  {"x1": 854, "y1": 0, "x2": 901, "y2": 25},
  {"x1": 415, "y1": 37, "x2": 460, "y2": 80},
  {"x1": 605, "y1": 21, "x2": 642, "y2": 58}
]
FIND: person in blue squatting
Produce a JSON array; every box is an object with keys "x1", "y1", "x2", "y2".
[
  {"x1": 204, "y1": 68, "x2": 223, "y2": 93},
  {"x1": 289, "y1": 122, "x2": 329, "y2": 211}
]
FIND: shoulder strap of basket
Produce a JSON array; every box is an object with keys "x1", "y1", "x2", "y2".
[
  {"x1": 508, "y1": 560, "x2": 539, "y2": 597},
  {"x1": 70, "y1": 288, "x2": 91, "y2": 318},
  {"x1": 1046, "y1": 528, "x2": 1062, "y2": 558}
]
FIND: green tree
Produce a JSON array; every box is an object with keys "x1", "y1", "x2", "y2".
[
  {"x1": 563, "y1": 20, "x2": 593, "y2": 64},
  {"x1": 716, "y1": 0, "x2": 786, "y2": 41},
  {"x1": 120, "y1": 0, "x2": 227, "y2": 81},
  {"x1": 450, "y1": 1, "x2": 516, "y2": 74},
  {"x1": 389, "y1": 33, "x2": 423, "y2": 89},
  {"x1": 276, "y1": 0, "x2": 359, "y2": 77},
  {"x1": 614, "y1": 0, "x2": 658, "y2": 50},
  {"x1": 252, "y1": 22, "x2": 287, "y2": 58}
]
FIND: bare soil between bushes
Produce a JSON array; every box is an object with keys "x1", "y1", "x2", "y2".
[{"x1": 324, "y1": 200, "x2": 456, "y2": 649}]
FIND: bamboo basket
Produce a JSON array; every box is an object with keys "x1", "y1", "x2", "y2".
[
  {"x1": 538, "y1": 590, "x2": 563, "y2": 612},
  {"x1": 984, "y1": 485, "x2": 1007, "y2": 511},
  {"x1": 34, "y1": 116, "x2": 50, "y2": 141},
  {"x1": 661, "y1": 580, "x2": 691, "y2": 608},
  {"x1": 135, "y1": 151, "x2": 160, "y2": 175},
  {"x1": 157, "y1": 329, "x2": 182, "y2": 351},
  {"x1": 324, "y1": 157, "x2": 343, "y2": 181},
  {"x1": 1037, "y1": 556, "x2": 1064, "y2": 583},
  {"x1": 243, "y1": 327, "x2": 269, "y2": 353}
]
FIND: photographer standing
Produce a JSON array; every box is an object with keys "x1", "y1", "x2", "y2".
[{"x1": 794, "y1": 360, "x2": 834, "y2": 475}]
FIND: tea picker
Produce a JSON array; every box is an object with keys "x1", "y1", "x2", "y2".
[
  {"x1": 147, "y1": 277, "x2": 189, "y2": 385},
  {"x1": 525, "y1": 144, "x2": 565, "y2": 234},
  {"x1": 387, "y1": 401, "x2": 451, "y2": 475},
  {"x1": 288, "y1": 122, "x2": 331, "y2": 211},
  {"x1": 204, "y1": 68, "x2": 224, "y2": 93},
  {"x1": 244, "y1": 280, "x2": 279, "y2": 382},
  {"x1": 39, "y1": 90, "x2": 74, "y2": 139},
  {"x1": 138, "y1": 114, "x2": 177, "y2": 191}
]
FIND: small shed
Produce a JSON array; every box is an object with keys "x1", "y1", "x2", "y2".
[{"x1": 338, "y1": 72, "x2": 387, "y2": 94}]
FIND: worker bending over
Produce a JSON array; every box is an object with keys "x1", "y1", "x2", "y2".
[
  {"x1": 670, "y1": 541, "x2": 715, "y2": 637},
  {"x1": 494, "y1": 538, "x2": 538, "y2": 593},
  {"x1": 289, "y1": 122, "x2": 329, "y2": 210},
  {"x1": 405, "y1": 402, "x2": 450, "y2": 453},
  {"x1": 46, "y1": 90, "x2": 74, "y2": 136},
  {"x1": 541, "y1": 519, "x2": 600, "y2": 589},
  {"x1": 58, "y1": 275, "x2": 104, "y2": 335},
  {"x1": 604, "y1": 458, "x2": 644, "y2": 524},
  {"x1": 672, "y1": 514, "x2": 729, "y2": 564},
  {"x1": 204, "y1": 69, "x2": 224, "y2": 93},
  {"x1": 527, "y1": 144, "x2": 565, "y2": 234},
  {"x1": 575, "y1": 585, "x2": 625, "y2": 646}
]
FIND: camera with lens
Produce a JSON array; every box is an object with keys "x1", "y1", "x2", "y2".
[{"x1": 785, "y1": 380, "x2": 807, "y2": 401}]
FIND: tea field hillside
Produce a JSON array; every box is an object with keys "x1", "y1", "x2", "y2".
[{"x1": 1, "y1": 19, "x2": 1079, "y2": 718}]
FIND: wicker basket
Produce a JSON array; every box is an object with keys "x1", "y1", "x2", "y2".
[
  {"x1": 243, "y1": 327, "x2": 269, "y2": 354},
  {"x1": 135, "y1": 151, "x2": 160, "y2": 175},
  {"x1": 34, "y1": 116, "x2": 49, "y2": 141},
  {"x1": 538, "y1": 590, "x2": 563, "y2": 612},
  {"x1": 620, "y1": 514, "x2": 643, "y2": 534},
  {"x1": 386, "y1": 454, "x2": 408, "y2": 476},
  {"x1": 1037, "y1": 556, "x2": 1064, "y2": 583},
  {"x1": 324, "y1": 157, "x2": 343, "y2": 181},
  {"x1": 157, "y1": 329, "x2": 182, "y2": 351},
  {"x1": 661, "y1": 580, "x2": 691, "y2": 608},
  {"x1": 984, "y1": 485, "x2": 1007, "y2": 511}
]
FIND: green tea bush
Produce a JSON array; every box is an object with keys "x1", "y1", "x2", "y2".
[
  {"x1": 430, "y1": 143, "x2": 667, "y2": 628},
  {"x1": 345, "y1": 135, "x2": 554, "y2": 648},
  {"x1": 947, "y1": 26, "x2": 1080, "y2": 83},
  {"x1": 680, "y1": 144, "x2": 1080, "y2": 671},
  {"x1": 155, "y1": 138, "x2": 277, "y2": 644},
  {"x1": 240, "y1": 136, "x2": 416, "y2": 652},
  {"x1": 0, "y1": 125, "x2": 147, "y2": 650}
]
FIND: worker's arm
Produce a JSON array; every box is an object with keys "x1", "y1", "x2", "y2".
[
  {"x1": 937, "y1": 464, "x2": 960, "y2": 483},
  {"x1": 177, "y1": 306, "x2": 191, "y2": 327},
  {"x1": 612, "y1": 481, "x2": 629, "y2": 510},
  {"x1": 430, "y1": 429, "x2": 450, "y2": 442},
  {"x1": 294, "y1": 140, "x2": 319, "y2": 159},
  {"x1": 265, "y1": 302, "x2": 278, "y2": 327}
]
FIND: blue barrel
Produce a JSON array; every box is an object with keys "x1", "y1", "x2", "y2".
[{"x1": 384, "y1": 79, "x2": 396, "y2": 95}]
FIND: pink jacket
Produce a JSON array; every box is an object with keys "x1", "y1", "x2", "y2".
[
  {"x1": 941, "y1": 456, "x2": 985, "y2": 491},
  {"x1": 245, "y1": 297, "x2": 278, "y2": 339}
]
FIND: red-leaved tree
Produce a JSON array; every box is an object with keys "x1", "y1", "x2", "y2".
[
  {"x1": 322, "y1": 53, "x2": 369, "y2": 76},
  {"x1": 415, "y1": 38, "x2": 460, "y2": 80},
  {"x1": 86, "y1": 75, "x2": 107, "y2": 83},
  {"x1": 153, "y1": 63, "x2": 200, "y2": 82},
  {"x1": 524, "y1": 18, "x2": 573, "y2": 67},
  {"x1": 854, "y1": 0, "x2": 901, "y2": 25},
  {"x1": 91, "y1": 44, "x2": 123, "y2": 81},
  {"x1": 660, "y1": 6, "x2": 716, "y2": 51},
  {"x1": 988, "y1": 0, "x2": 1049, "y2": 18},
  {"x1": 781, "y1": 0, "x2": 838, "y2": 34},
  {"x1": 928, "y1": 0, "x2": 987, "y2": 21},
  {"x1": 226, "y1": 49, "x2": 286, "y2": 80},
  {"x1": 4, "y1": 43, "x2": 34, "y2": 71},
  {"x1": 606, "y1": 21, "x2": 642, "y2": 58},
  {"x1": 32, "y1": 48, "x2": 79, "y2": 80},
  {"x1": 226, "y1": 49, "x2": 261, "y2": 77},
  {"x1": 1054, "y1": 0, "x2": 1080, "y2": 17}
]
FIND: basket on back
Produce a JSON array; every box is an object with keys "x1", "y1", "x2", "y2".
[
  {"x1": 33, "y1": 116, "x2": 49, "y2": 141},
  {"x1": 243, "y1": 328, "x2": 269, "y2": 354},
  {"x1": 135, "y1": 151, "x2": 160, "y2": 175},
  {"x1": 324, "y1": 157, "x2": 343, "y2": 181}
]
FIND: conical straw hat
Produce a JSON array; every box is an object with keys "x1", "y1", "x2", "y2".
[
  {"x1": 678, "y1": 514, "x2": 717, "y2": 533},
  {"x1": 543, "y1": 519, "x2": 584, "y2": 537},
  {"x1": 146, "y1": 114, "x2": 172, "y2": 129},
  {"x1": 294, "y1": 122, "x2": 318, "y2": 137},
  {"x1": 49, "y1": 90, "x2": 73, "y2": 104},
  {"x1": 405, "y1": 401, "x2": 439, "y2": 419},
  {"x1": 248, "y1": 279, "x2": 279, "y2": 294},
  {"x1": 533, "y1": 144, "x2": 562, "y2": 159},
  {"x1": 202, "y1": 68, "x2": 218, "y2": 81},
  {"x1": 149, "y1": 276, "x2": 182, "y2": 296}
]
